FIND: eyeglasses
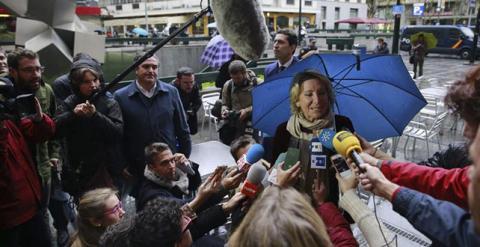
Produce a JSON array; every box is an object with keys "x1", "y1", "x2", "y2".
[
  {"x1": 180, "y1": 214, "x2": 192, "y2": 234},
  {"x1": 104, "y1": 201, "x2": 123, "y2": 215},
  {"x1": 19, "y1": 66, "x2": 45, "y2": 73}
]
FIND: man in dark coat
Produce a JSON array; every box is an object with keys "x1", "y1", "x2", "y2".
[{"x1": 172, "y1": 67, "x2": 202, "y2": 135}]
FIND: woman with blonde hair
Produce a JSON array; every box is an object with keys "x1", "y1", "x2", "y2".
[
  {"x1": 70, "y1": 188, "x2": 125, "y2": 247},
  {"x1": 228, "y1": 186, "x2": 332, "y2": 247}
]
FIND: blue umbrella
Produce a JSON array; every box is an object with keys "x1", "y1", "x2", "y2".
[
  {"x1": 252, "y1": 54, "x2": 427, "y2": 141},
  {"x1": 132, "y1": 27, "x2": 148, "y2": 36}
]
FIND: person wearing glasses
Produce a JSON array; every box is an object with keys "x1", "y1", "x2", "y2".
[{"x1": 71, "y1": 188, "x2": 125, "y2": 247}]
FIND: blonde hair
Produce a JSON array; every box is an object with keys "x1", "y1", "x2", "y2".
[
  {"x1": 228, "y1": 186, "x2": 332, "y2": 247},
  {"x1": 289, "y1": 70, "x2": 334, "y2": 115},
  {"x1": 73, "y1": 188, "x2": 119, "y2": 247}
]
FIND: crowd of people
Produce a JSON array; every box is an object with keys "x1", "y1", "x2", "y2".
[{"x1": 0, "y1": 26, "x2": 479, "y2": 247}]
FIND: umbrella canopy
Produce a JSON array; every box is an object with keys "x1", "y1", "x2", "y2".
[
  {"x1": 132, "y1": 27, "x2": 148, "y2": 36},
  {"x1": 410, "y1": 32, "x2": 437, "y2": 50},
  {"x1": 252, "y1": 54, "x2": 427, "y2": 141},
  {"x1": 200, "y1": 35, "x2": 235, "y2": 69},
  {"x1": 335, "y1": 17, "x2": 390, "y2": 24}
]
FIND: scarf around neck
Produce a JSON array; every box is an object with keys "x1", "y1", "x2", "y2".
[
  {"x1": 144, "y1": 166, "x2": 189, "y2": 194},
  {"x1": 286, "y1": 112, "x2": 334, "y2": 141}
]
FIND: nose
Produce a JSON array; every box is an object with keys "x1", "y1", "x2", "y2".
[
  {"x1": 312, "y1": 93, "x2": 320, "y2": 105},
  {"x1": 119, "y1": 208, "x2": 126, "y2": 217}
]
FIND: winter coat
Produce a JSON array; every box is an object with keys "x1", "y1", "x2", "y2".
[
  {"x1": 0, "y1": 115, "x2": 55, "y2": 229},
  {"x1": 55, "y1": 93, "x2": 124, "y2": 198}
]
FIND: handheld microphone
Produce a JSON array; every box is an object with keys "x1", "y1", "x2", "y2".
[
  {"x1": 177, "y1": 160, "x2": 195, "y2": 175},
  {"x1": 317, "y1": 128, "x2": 336, "y2": 151},
  {"x1": 241, "y1": 163, "x2": 267, "y2": 198},
  {"x1": 237, "y1": 144, "x2": 264, "y2": 173},
  {"x1": 210, "y1": 0, "x2": 270, "y2": 60},
  {"x1": 332, "y1": 131, "x2": 366, "y2": 172}
]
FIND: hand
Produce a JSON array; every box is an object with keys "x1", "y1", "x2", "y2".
[
  {"x1": 355, "y1": 133, "x2": 375, "y2": 156},
  {"x1": 239, "y1": 109, "x2": 248, "y2": 121},
  {"x1": 84, "y1": 100, "x2": 96, "y2": 117},
  {"x1": 73, "y1": 103, "x2": 88, "y2": 117},
  {"x1": 49, "y1": 158, "x2": 60, "y2": 168},
  {"x1": 197, "y1": 172, "x2": 222, "y2": 198},
  {"x1": 312, "y1": 177, "x2": 327, "y2": 205},
  {"x1": 276, "y1": 161, "x2": 301, "y2": 188},
  {"x1": 173, "y1": 153, "x2": 188, "y2": 166},
  {"x1": 221, "y1": 109, "x2": 229, "y2": 119},
  {"x1": 347, "y1": 152, "x2": 380, "y2": 176},
  {"x1": 358, "y1": 163, "x2": 399, "y2": 201},
  {"x1": 221, "y1": 169, "x2": 243, "y2": 190},
  {"x1": 222, "y1": 192, "x2": 247, "y2": 213},
  {"x1": 334, "y1": 168, "x2": 358, "y2": 193},
  {"x1": 32, "y1": 97, "x2": 43, "y2": 122}
]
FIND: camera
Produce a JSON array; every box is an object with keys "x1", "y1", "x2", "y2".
[
  {"x1": 227, "y1": 110, "x2": 240, "y2": 121},
  {"x1": 0, "y1": 78, "x2": 36, "y2": 120}
]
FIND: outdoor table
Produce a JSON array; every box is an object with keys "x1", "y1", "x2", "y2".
[
  {"x1": 189, "y1": 141, "x2": 235, "y2": 177},
  {"x1": 420, "y1": 87, "x2": 447, "y2": 99}
]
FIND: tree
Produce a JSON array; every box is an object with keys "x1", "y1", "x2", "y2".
[{"x1": 366, "y1": 0, "x2": 377, "y2": 18}]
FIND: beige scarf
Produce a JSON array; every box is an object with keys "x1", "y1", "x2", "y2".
[{"x1": 286, "y1": 112, "x2": 334, "y2": 141}]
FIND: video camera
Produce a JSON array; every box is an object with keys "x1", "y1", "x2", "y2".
[{"x1": 0, "y1": 78, "x2": 36, "y2": 120}]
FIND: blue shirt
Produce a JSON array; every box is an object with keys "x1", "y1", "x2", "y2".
[{"x1": 114, "y1": 80, "x2": 191, "y2": 176}]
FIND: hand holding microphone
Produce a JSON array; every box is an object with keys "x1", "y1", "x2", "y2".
[
  {"x1": 241, "y1": 163, "x2": 267, "y2": 198},
  {"x1": 332, "y1": 131, "x2": 366, "y2": 172},
  {"x1": 237, "y1": 144, "x2": 265, "y2": 173}
]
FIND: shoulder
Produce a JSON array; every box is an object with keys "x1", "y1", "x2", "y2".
[{"x1": 114, "y1": 81, "x2": 135, "y2": 97}]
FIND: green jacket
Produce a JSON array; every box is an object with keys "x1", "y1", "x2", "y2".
[{"x1": 35, "y1": 83, "x2": 60, "y2": 182}]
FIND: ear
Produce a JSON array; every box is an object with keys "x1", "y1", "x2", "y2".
[
  {"x1": 295, "y1": 101, "x2": 300, "y2": 107},
  {"x1": 9, "y1": 68, "x2": 17, "y2": 80}
]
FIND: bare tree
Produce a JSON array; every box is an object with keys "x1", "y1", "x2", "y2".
[{"x1": 367, "y1": 0, "x2": 377, "y2": 18}]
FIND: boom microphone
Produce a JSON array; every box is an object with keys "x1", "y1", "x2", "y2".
[
  {"x1": 210, "y1": 0, "x2": 270, "y2": 60},
  {"x1": 237, "y1": 144, "x2": 265, "y2": 173},
  {"x1": 241, "y1": 163, "x2": 267, "y2": 198},
  {"x1": 332, "y1": 131, "x2": 366, "y2": 172}
]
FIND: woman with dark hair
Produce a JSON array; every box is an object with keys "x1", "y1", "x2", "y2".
[
  {"x1": 55, "y1": 64, "x2": 124, "y2": 199},
  {"x1": 271, "y1": 70, "x2": 354, "y2": 202}
]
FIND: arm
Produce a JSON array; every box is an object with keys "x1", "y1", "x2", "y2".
[
  {"x1": 191, "y1": 86, "x2": 202, "y2": 113},
  {"x1": 20, "y1": 114, "x2": 55, "y2": 143},
  {"x1": 392, "y1": 187, "x2": 480, "y2": 246},
  {"x1": 316, "y1": 202, "x2": 358, "y2": 247},
  {"x1": 380, "y1": 159, "x2": 469, "y2": 209},
  {"x1": 172, "y1": 89, "x2": 192, "y2": 157},
  {"x1": 221, "y1": 81, "x2": 232, "y2": 113},
  {"x1": 339, "y1": 190, "x2": 394, "y2": 247},
  {"x1": 54, "y1": 100, "x2": 76, "y2": 137},
  {"x1": 90, "y1": 99, "x2": 123, "y2": 142}
]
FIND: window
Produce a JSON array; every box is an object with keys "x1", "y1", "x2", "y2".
[
  {"x1": 286, "y1": 0, "x2": 295, "y2": 5},
  {"x1": 335, "y1": 7, "x2": 340, "y2": 20},
  {"x1": 116, "y1": 5, "x2": 122, "y2": 10},
  {"x1": 321, "y1": 7, "x2": 327, "y2": 20},
  {"x1": 132, "y1": 3, "x2": 139, "y2": 9},
  {"x1": 350, "y1": 8, "x2": 358, "y2": 18},
  {"x1": 305, "y1": 0, "x2": 312, "y2": 6}
]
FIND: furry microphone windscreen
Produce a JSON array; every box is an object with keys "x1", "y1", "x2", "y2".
[{"x1": 211, "y1": 0, "x2": 270, "y2": 60}]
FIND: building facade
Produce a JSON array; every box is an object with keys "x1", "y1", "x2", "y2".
[
  {"x1": 98, "y1": 0, "x2": 367, "y2": 37},
  {"x1": 376, "y1": 0, "x2": 478, "y2": 27}
]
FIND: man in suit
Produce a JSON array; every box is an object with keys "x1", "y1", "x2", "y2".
[{"x1": 264, "y1": 29, "x2": 299, "y2": 79}]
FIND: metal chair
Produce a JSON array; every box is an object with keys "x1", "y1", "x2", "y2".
[
  {"x1": 200, "y1": 92, "x2": 220, "y2": 139},
  {"x1": 402, "y1": 112, "x2": 448, "y2": 159}
]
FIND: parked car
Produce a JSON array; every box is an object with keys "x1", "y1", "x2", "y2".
[{"x1": 400, "y1": 25, "x2": 480, "y2": 59}]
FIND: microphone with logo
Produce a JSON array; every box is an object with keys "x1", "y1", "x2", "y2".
[
  {"x1": 317, "y1": 129, "x2": 366, "y2": 172},
  {"x1": 237, "y1": 144, "x2": 265, "y2": 173},
  {"x1": 332, "y1": 131, "x2": 366, "y2": 172},
  {"x1": 241, "y1": 163, "x2": 268, "y2": 198}
]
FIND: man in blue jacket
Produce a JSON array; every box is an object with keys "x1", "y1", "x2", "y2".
[
  {"x1": 264, "y1": 29, "x2": 299, "y2": 80},
  {"x1": 114, "y1": 54, "x2": 191, "y2": 196}
]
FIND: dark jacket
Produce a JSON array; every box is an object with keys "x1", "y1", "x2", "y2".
[
  {"x1": 393, "y1": 187, "x2": 480, "y2": 246},
  {"x1": 173, "y1": 82, "x2": 202, "y2": 135},
  {"x1": 0, "y1": 115, "x2": 55, "y2": 229},
  {"x1": 55, "y1": 94, "x2": 124, "y2": 197},
  {"x1": 271, "y1": 115, "x2": 354, "y2": 204},
  {"x1": 114, "y1": 81, "x2": 191, "y2": 177},
  {"x1": 136, "y1": 177, "x2": 229, "y2": 241},
  {"x1": 264, "y1": 56, "x2": 300, "y2": 80}
]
